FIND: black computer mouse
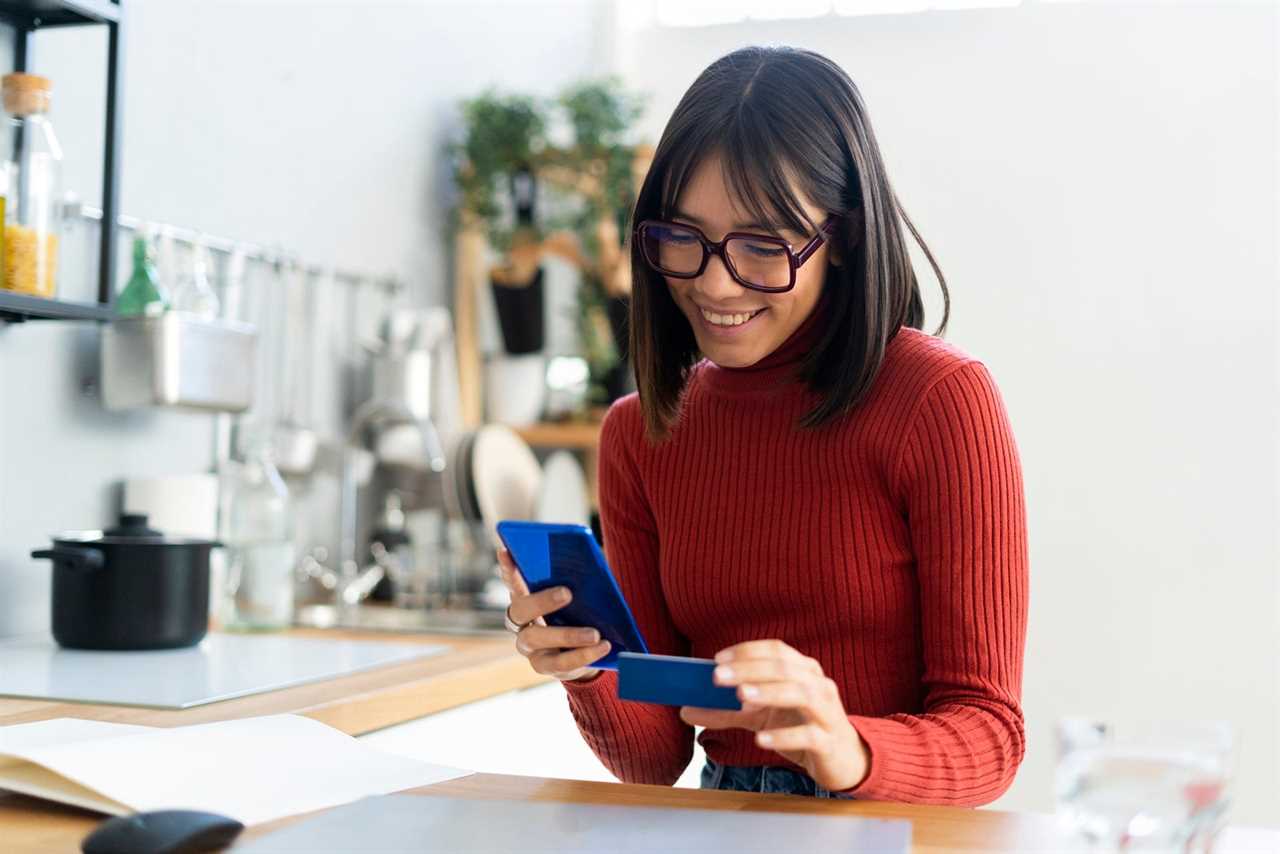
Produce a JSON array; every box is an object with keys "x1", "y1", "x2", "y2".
[{"x1": 81, "y1": 809, "x2": 245, "y2": 854}]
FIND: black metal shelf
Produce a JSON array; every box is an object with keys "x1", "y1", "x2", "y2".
[
  {"x1": 0, "y1": 0, "x2": 123, "y2": 324},
  {"x1": 0, "y1": 0, "x2": 117, "y2": 28},
  {"x1": 0, "y1": 290, "x2": 112, "y2": 322}
]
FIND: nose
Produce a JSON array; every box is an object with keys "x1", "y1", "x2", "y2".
[{"x1": 693, "y1": 251, "x2": 744, "y2": 302}]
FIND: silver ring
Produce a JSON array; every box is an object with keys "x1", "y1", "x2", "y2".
[{"x1": 504, "y1": 605, "x2": 533, "y2": 634}]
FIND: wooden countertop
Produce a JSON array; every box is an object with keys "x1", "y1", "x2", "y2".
[
  {"x1": 12, "y1": 772, "x2": 1278, "y2": 854},
  {"x1": 3, "y1": 629, "x2": 1275, "y2": 853}
]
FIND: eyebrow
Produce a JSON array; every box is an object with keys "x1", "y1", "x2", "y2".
[{"x1": 670, "y1": 208, "x2": 789, "y2": 234}]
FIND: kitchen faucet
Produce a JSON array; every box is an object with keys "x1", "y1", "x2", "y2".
[{"x1": 328, "y1": 399, "x2": 446, "y2": 616}]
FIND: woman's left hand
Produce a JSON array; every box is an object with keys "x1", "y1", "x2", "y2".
[{"x1": 679, "y1": 640, "x2": 870, "y2": 792}]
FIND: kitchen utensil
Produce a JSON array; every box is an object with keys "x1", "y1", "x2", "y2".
[
  {"x1": 366, "y1": 308, "x2": 461, "y2": 468},
  {"x1": 101, "y1": 313, "x2": 258, "y2": 413},
  {"x1": 470, "y1": 425, "x2": 542, "y2": 545},
  {"x1": 534, "y1": 451, "x2": 590, "y2": 526},
  {"x1": 30, "y1": 514, "x2": 217, "y2": 650},
  {"x1": 272, "y1": 264, "x2": 318, "y2": 476},
  {"x1": 170, "y1": 236, "x2": 220, "y2": 318},
  {"x1": 115, "y1": 230, "x2": 167, "y2": 317}
]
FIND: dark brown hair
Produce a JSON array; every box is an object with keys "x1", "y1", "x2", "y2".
[{"x1": 629, "y1": 45, "x2": 949, "y2": 441}]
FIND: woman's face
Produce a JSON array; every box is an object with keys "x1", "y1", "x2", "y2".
[{"x1": 663, "y1": 153, "x2": 832, "y2": 369}]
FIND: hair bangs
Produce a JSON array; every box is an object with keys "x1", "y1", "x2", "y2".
[
  {"x1": 657, "y1": 123, "x2": 717, "y2": 222},
  {"x1": 654, "y1": 111, "x2": 815, "y2": 237},
  {"x1": 721, "y1": 111, "x2": 816, "y2": 236}
]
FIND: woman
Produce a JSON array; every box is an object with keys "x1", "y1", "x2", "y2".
[{"x1": 499, "y1": 45, "x2": 1028, "y2": 806}]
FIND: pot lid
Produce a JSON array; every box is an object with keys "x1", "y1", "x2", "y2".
[
  {"x1": 53, "y1": 513, "x2": 218, "y2": 547},
  {"x1": 106, "y1": 513, "x2": 163, "y2": 538}
]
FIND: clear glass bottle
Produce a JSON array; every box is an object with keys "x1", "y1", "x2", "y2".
[
  {"x1": 172, "y1": 236, "x2": 220, "y2": 317},
  {"x1": 219, "y1": 431, "x2": 296, "y2": 631},
  {"x1": 1, "y1": 73, "x2": 62, "y2": 298},
  {"x1": 115, "y1": 229, "x2": 168, "y2": 316}
]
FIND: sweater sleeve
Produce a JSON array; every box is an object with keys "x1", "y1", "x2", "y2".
[
  {"x1": 846, "y1": 360, "x2": 1029, "y2": 805},
  {"x1": 561, "y1": 398, "x2": 695, "y2": 785}
]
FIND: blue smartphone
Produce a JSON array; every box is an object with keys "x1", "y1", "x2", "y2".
[
  {"x1": 496, "y1": 521, "x2": 649, "y2": 670},
  {"x1": 617, "y1": 652, "x2": 743, "y2": 710}
]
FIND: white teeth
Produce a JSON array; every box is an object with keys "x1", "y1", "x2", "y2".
[{"x1": 702, "y1": 309, "x2": 757, "y2": 327}]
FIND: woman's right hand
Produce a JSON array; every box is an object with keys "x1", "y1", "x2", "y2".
[{"x1": 497, "y1": 548, "x2": 610, "y2": 683}]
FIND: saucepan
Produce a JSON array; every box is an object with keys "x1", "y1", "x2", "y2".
[{"x1": 31, "y1": 514, "x2": 217, "y2": 650}]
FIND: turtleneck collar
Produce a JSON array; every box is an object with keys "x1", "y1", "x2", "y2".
[{"x1": 697, "y1": 289, "x2": 831, "y2": 396}]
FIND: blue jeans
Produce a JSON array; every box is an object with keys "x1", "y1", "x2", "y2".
[{"x1": 700, "y1": 759, "x2": 848, "y2": 799}]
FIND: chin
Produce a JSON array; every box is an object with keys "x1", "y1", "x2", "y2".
[{"x1": 698, "y1": 339, "x2": 765, "y2": 369}]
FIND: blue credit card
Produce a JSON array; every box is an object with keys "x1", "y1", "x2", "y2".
[{"x1": 617, "y1": 652, "x2": 743, "y2": 710}]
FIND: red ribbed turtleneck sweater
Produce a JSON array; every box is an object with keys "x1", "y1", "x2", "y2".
[{"x1": 563, "y1": 307, "x2": 1029, "y2": 806}]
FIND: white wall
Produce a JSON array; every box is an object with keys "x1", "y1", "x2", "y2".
[
  {"x1": 611, "y1": 0, "x2": 1279, "y2": 825},
  {"x1": 0, "y1": 0, "x2": 609, "y2": 636}
]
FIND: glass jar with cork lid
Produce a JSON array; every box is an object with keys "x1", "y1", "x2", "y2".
[{"x1": 1, "y1": 73, "x2": 63, "y2": 299}]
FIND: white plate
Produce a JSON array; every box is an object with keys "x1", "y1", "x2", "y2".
[
  {"x1": 471, "y1": 425, "x2": 542, "y2": 545},
  {"x1": 535, "y1": 450, "x2": 591, "y2": 527}
]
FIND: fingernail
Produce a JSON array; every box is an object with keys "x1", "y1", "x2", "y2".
[
  {"x1": 714, "y1": 666, "x2": 735, "y2": 683},
  {"x1": 758, "y1": 733, "x2": 773, "y2": 746},
  {"x1": 555, "y1": 588, "x2": 571, "y2": 603},
  {"x1": 579, "y1": 630, "x2": 600, "y2": 644},
  {"x1": 740, "y1": 684, "x2": 759, "y2": 699},
  {"x1": 715, "y1": 650, "x2": 734, "y2": 663}
]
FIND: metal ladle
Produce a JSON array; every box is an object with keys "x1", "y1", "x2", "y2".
[{"x1": 271, "y1": 260, "x2": 318, "y2": 476}]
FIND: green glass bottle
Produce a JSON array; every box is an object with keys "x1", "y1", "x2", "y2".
[{"x1": 116, "y1": 233, "x2": 167, "y2": 316}]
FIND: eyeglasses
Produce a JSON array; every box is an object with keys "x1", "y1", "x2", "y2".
[{"x1": 634, "y1": 216, "x2": 837, "y2": 293}]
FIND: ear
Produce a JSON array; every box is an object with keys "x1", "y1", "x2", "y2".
[{"x1": 829, "y1": 206, "x2": 864, "y2": 268}]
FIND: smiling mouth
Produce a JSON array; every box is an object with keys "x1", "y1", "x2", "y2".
[{"x1": 699, "y1": 307, "x2": 766, "y2": 328}]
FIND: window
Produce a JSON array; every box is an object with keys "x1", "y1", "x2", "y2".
[{"x1": 646, "y1": 0, "x2": 1023, "y2": 28}]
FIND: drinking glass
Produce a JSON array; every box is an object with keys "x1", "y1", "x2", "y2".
[{"x1": 1056, "y1": 717, "x2": 1234, "y2": 851}]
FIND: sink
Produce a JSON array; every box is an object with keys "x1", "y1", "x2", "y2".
[{"x1": 295, "y1": 603, "x2": 509, "y2": 636}]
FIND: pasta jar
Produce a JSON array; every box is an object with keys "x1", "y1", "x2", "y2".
[{"x1": 2, "y1": 73, "x2": 62, "y2": 298}]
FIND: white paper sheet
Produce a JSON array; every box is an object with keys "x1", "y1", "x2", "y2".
[{"x1": 0, "y1": 715, "x2": 473, "y2": 826}]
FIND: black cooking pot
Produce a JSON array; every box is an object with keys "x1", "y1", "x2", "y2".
[{"x1": 31, "y1": 513, "x2": 217, "y2": 650}]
